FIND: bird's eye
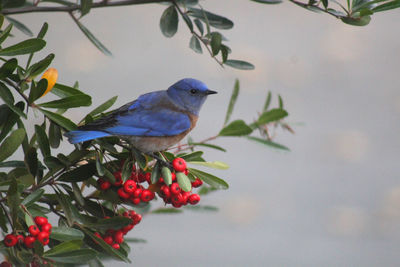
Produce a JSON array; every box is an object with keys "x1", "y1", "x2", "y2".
[{"x1": 190, "y1": 89, "x2": 197, "y2": 94}]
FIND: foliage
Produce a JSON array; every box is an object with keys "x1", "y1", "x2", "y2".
[{"x1": 0, "y1": 17, "x2": 291, "y2": 265}]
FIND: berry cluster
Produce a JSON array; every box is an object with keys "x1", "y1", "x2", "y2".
[
  {"x1": 97, "y1": 158, "x2": 204, "y2": 208},
  {"x1": 97, "y1": 164, "x2": 156, "y2": 205},
  {"x1": 94, "y1": 210, "x2": 141, "y2": 250},
  {"x1": 157, "y1": 158, "x2": 202, "y2": 208},
  {"x1": 3, "y1": 216, "x2": 52, "y2": 249}
]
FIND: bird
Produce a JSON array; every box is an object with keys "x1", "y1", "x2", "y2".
[{"x1": 64, "y1": 78, "x2": 217, "y2": 153}]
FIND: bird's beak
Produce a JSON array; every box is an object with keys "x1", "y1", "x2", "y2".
[{"x1": 206, "y1": 89, "x2": 217, "y2": 95}]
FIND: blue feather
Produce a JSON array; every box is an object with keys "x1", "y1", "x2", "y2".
[{"x1": 64, "y1": 130, "x2": 110, "y2": 144}]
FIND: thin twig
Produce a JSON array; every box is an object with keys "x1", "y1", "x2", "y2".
[{"x1": 2, "y1": 0, "x2": 169, "y2": 15}]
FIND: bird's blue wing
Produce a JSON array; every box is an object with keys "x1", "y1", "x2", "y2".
[{"x1": 105, "y1": 107, "x2": 191, "y2": 136}]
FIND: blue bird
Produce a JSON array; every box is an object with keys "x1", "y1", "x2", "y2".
[{"x1": 64, "y1": 78, "x2": 217, "y2": 153}]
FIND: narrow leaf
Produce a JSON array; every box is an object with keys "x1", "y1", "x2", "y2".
[
  {"x1": 176, "y1": 171, "x2": 192, "y2": 192},
  {"x1": 21, "y1": 189, "x2": 45, "y2": 207},
  {"x1": 224, "y1": 59, "x2": 255, "y2": 70},
  {"x1": 6, "y1": 16, "x2": 33, "y2": 36},
  {"x1": 39, "y1": 108, "x2": 77, "y2": 131},
  {"x1": 188, "y1": 161, "x2": 229, "y2": 170},
  {"x1": 0, "y1": 128, "x2": 25, "y2": 162},
  {"x1": 224, "y1": 79, "x2": 239, "y2": 125},
  {"x1": 44, "y1": 240, "x2": 83, "y2": 256},
  {"x1": 188, "y1": 168, "x2": 229, "y2": 189},
  {"x1": 35, "y1": 124, "x2": 51, "y2": 158},
  {"x1": 50, "y1": 227, "x2": 84, "y2": 241},
  {"x1": 86, "y1": 95, "x2": 117, "y2": 118},
  {"x1": 257, "y1": 108, "x2": 288, "y2": 125},
  {"x1": 38, "y1": 95, "x2": 91, "y2": 109},
  {"x1": 0, "y1": 38, "x2": 45, "y2": 56},
  {"x1": 188, "y1": 8, "x2": 233, "y2": 29},
  {"x1": 161, "y1": 166, "x2": 172, "y2": 186},
  {"x1": 247, "y1": 136, "x2": 289, "y2": 151},
  {"x1": 189, "y1": 35, "x2": 202, "y2": 54},
  {"x1": 0, "y1": 82, "x2": 27, "y2": 118},
  {"x1": 44, "y1": 249, "x2": 97, "y2": 263}
]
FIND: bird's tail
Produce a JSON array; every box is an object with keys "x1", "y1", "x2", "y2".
[{"x1": 64, "y1": 130, "x2": 110, "y2": 144}]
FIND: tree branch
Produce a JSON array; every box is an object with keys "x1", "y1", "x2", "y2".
[{"x1": 2, "y1": 0, "x2": 170, "y2": 15}]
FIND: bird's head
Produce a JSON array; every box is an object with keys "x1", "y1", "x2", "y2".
[{"x1": 167, "y1": 78, "x2": 217, "y2": 115}]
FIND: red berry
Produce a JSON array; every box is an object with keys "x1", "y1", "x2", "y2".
[
  {"x1": 0, "y1": 261, "x2": 12, "y2": 267},
  {"x1": 94, "y1": 232, "x2": 102, "y2": 239},
  {"x1": 158, "y1": 177, "x2": 164, "y2": 184},
  {"x1": 133, "y1": 188, "x2": 142, "y2": 198},
  {"x1": 172, "y1": 158, "x2": 187, "y2": 172},
  {"x1": 113, "y1": 171, "x2": 123, "y2": 186},
  {"x1": 140, "y1": 189, "x2": 154, "y2": 202},
  {"x1": 160, "y1": 185, "x2": 171, "y2": 198},
  {"x1": 181, "y1": 191, "x2": 191, "y2": 205},
  {"x1": 172, "y1": 201, "x2": 182, "y2": 208},
  {"x1": 123, "y1": 180, "x2": 137, "y2": 194},
  {"x1": 29, "y1": 225, "x2": 40, "y2": 236},
  {"x1": 191, "y1": 178, "x2": 203, "y2": 187},
  {"x1": 37, "y1": 231, "x2": 49, "y2": 245},
  {"x1": 112, "y1": 243, "x2": 120, "y2": 249},
  {"x1": 16, "y1": 234, "x2": 24, "y2": 243},
  {"x1": 137, "y1": 173, "x2": 146, "y2": 183},
  {"x1": 171, "y1": 193, "x2": 184, "y2": 204},
  {"x1": 129, "y1": 210, "x2": 136, "y2": 217},
  {"x1": 100, "y1": 180, "x2": 111, "y2": 190},
  {"x1": 103, "y1": 235, "x2": 113, "y2": 245},
  {"x1": 132, "y1": 214, "x2": 142, "y2": 225},
  {"x1": 41, "y1": 223, "x2": 52, "y2": 233},
  {"x1": 171, "y1": 172, "x2": 176, "y2": 181},
  {"x1": 131, "y1": 197, "x2": 141, "y2": 205},
  {"x1": 188, "y1": 194, "x2": 200, "y2": 205},
  {"x1": 122, "y1": 224, "x2": 134, "y2": 234},
  {"x1": 170, "y1": 183, "x2": 180, "y2": 195},
  {"x1": 117, "y1": 187, "x2": 131, "y2": 199},
  {"x1": 122, "y1": 211, "x2": 130, "y2": 217},
  {"x1": 34, "y1": 216, "x2": 48, "y2": 226},
  {"x1": 144, "y1": 172, "x2": 151, "y2": 183},
  {"x1": 3, "y1": 234, "x2": 17, "y2": 247},
  {"x1": 24, "y1": 236, "x2": 36, "y2": 248},
  {"x1": 113, "y1": 231, "x2": 124, "y2": 244}
]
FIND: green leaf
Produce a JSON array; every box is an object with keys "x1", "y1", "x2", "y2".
[
  {"x1": 85, "y1": 216, "x2": 132, "y2": 231},
  {"x1": 58, "y1": 162, "x2": 96, "y2": 182},
  {"x1": 0, "y1": 160, "x2": 25, "y2": 168},
  {"x1": 247, "y1": 136, "x2": 289, "y2": 151},
  {"x1": 121, "y1": 159, "x2": 132, "y2": 182},
  {"x1": 44, "y1": 240, "x2": 83, "y2": 256},
  {"x1": 0, "y1": 58, "x2": 17, "y2": 79},
  {"x1": 73, "y1": 18, "x2": 112, "y2": 56},
  {"x1": 220, "y1": 44, "x2": 229, "y2": 63},
  {"x1": 188, "y1": 8, "x2": 233, "y2": 29},
  {"x1": 219, "y1": 120, "x2": 253, "y2": 136},
  {"x1": 176, "y1": 171, "x2": 192, "y2": 192},
  {"x1": 72, "y1": 182, "x2": 85, "y2": 206},
  {"x1": 263, "y1": 91, "x2": 272, "y2": 112},
  {"x1": 257, "y1": 108, "x2": 288, "y2": 125},
  {"x1": 35, "y1": 124, "x2": 51, "y2": 158},
  {"x1": 188, "y1": 168, "x2": 228, "y2": 189},
  {"x1": 82, "y1": 228, "x2": 131, "y2": 263},
  {"x1": 210, "y1": 32, "x2": 222, "y2": 56},
  {"x1": 151, "y1": 207, "x2": 183, "y2": 214},
  {"x1": 179, "y1": 151, "x2": 203, "y2": 161},
  {"x1": 39, "y1": 95, "x2": 92, "y2": 109},
  {"x1": 189, "y1": 35, "x2": 202, "y2": 54},
  {"x1": 160, "y1": 5, "x2": 179, "y2": 38},
  {"x1": 48, "y1": 121, "x2": 62, "y2": 148},
  {"x1": 95, "y1": 154, "x2": 105, "y2": 176},
  {"x1": 188, "y1": 161, "x2": 229, "y2": 170},
  {"x1": 150, "y1": 160, "x2": 161, "y2": 184},
  {"x1": 44, "y1": 249, "x2": 97, "y2": 263},
  {"x1": 224, "y1": 59, "x2": 255, "y2": 70},
  {"x1": 0, "y1": 38, "x2": 45, "y2": 56},
  {"x1": 278, "y1": 94, "x2": 283, "y2": 108},
  {"x1": 224, "y1": 79, "x2": 239, "y2": 125},
  {"x1": 250, "y1": 0, "x2": 282, "y2": 3},
  {"x1": 50, "y1": 227, "x2": 85, "y2": 241},
  {"x1": 185, "y1": 205, "x2": 218, "y2": 212},
  {"x1": 0, "y1": 128, "x2": 25, "y2": 162},
  {"x1": 0, "y1": 24, "x2": 13, "y2": 45},
  {"x1": 0, "y1": 103, "x2": 23, "y2": 142},
  {"x1": 24, "y1": 147, "x2": 38, "y2": 176},
  {"x1": 0, "y1": 82, "x2": 27, "y2": 118},
  {"x1": 7, "y1": 178, "x2": 20, "y2": 224},
  {"x1": 88, "y1": 258, "x2": 105, "y2": 267},
  {"x1": 80, "y1": 0, "x2": 93, "y2": 17},
  {"x1": 24, "y1": 212, "x2": 35, "y2": 227},
  {"x1": 26, "y1": 53, "x2": 55, "y2": 78},
  {"x1": 54, "y1": 190, "x2": 77, "y2": 226},
  {"x1": 29, "y1": 79, "x2": 48, "y2": 103},
  {"x1": 21, "y1": 188, "x2": 44, "y2": 207},
  {"x1": 341, "y1": 15, "x2": 371, "y2": 26},
  {"x1": 38, "y1": 108, "x2": 77, "y2": 131},
  {"x1": 372, "y1": 0, "x2": 400, "y2": 12},
  {"x1": 194, "y1": 18, "x2": 204, "y2": 35},
  {"x1": 86, "y1": 95, "x2": 117, "y2": 118},
  {"x1": 6, "y1": 16, "x2": 33, "y2": 36},
  {"x1": 189, "y1": 142, "x2": 226, "y2": 152},
  {"x1": 51, "y1": 83, "x2": 85, "y2": 98},
  {"x1": 182, "y1": 12, "x2": 194, "y2": 32},
  {"x1": 161, "y1": 166, "x2": 172, "y2": 186}
]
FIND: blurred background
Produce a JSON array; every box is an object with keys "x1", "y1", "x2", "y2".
[{"x1": 7, "y1": 0, "x2": 400, "y2": 266}]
